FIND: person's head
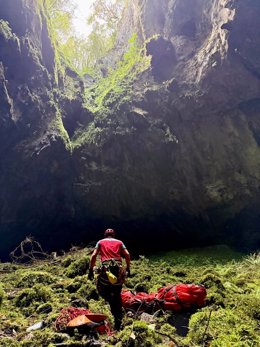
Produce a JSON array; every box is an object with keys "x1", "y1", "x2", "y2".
[{"x1": 104, "y1": 228, "x2": 115, "y2": 238}]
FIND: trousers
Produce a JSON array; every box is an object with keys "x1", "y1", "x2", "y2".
[{"x1": 97, "y1": 279, "x2": 123, "y2": 330}]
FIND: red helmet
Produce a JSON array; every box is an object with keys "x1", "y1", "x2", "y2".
[{"x1": 104, "y1": 228, "x2": 115, "y2": 237}]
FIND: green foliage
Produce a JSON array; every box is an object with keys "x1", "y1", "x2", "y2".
[
  {"x1": 37, "y1": 0, "x2": 126, "y2": 77},
  {"x1": 72, "y1": 34, "x2": 150, "y2": 148},
  {"x1": 49, "y1": 108, "x2": 72, "y2": 151},
  {"x1": 65, "y1": 256, "x2": 89, "y2": 278},
  {"x1": 61, "y1": 255, "x2": 74, "y2": 267},
  {"x1": 157, "y1": 322, "x2": 176, "y2": 337},
  {"x1": 0, "y1": 246, "x2": 259, "y2": 346},
  {"x1": 0, "y1": 20, "x2": 14, "y2": 40},
  {"x1": 88, "y1": 0, "x2": 124, "y2": 32},
  {"x1": 116, "y1": 321, "x2": 163, "y2": 347},
  {"x1": 0, "y1": 284, "x2": 5, "y2": 307},
  {"x1": 186, "y1": 307, "x2": 260, "y2": 347},
  {"x1": 65, "y1": 280, "x2": 80, "y2": 294},
  {"x1": 152, "y1": 244, "x2": 243, "y2": 266},
  {"x1": 77, "y1": 280, "x2": 99, "y2": 301},
  {"x1": 0, "y1": 19, "x2": 20, "y2": 48},
  {"x1": 130, "y1": 321, "x2": 162, "y2": 346},
  {"x1": 71, "y1": 122, "x2": 107, "y2": 149},
  {"x1": 84, "y1": 33, "x2": 150, "y2": 115},
  {"x1": 15, "y1": 284, "x2": 52, "y2": 308},
  {"x1": 37, "y1": 0, "x2": 71, "y2": 82},
  {"x1": 36, "y1": 302, "x2": 53, "y2": 314},
  {"x1": 20, "y1": 328, "x2": 70, "y2": 347},
  {"x1": 17, "y1": 271, "x2": 55, "y2": 288},
  {"x1": 85, "y1": 0, "x2": 125, "y2": 70},
  {"x1": 0, "y1": 338, "x2": 19, "y2": 347}
]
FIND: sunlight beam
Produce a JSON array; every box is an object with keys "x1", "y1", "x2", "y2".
[{"x1": 72, "y1": 0, "x2": 95, "y2": 38}]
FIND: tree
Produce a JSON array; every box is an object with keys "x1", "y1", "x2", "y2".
[
  {"x1": 83, "y1": 0, "x2": 125, "y2": 73},
  {"x1": 41, "y1": 0, "x2": 126, "y2": 76},
  {"x1": 87, "y1": 0, "x2": 125, "y2": 33}
]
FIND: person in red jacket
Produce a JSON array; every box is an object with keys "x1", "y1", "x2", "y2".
[{"x1": 88, "y1": 228, "x2": 131, "y2": 330}]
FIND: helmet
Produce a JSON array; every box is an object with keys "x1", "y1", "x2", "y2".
[{"x1": 104, "y1": 228, "x2": 115, "y2": 237}]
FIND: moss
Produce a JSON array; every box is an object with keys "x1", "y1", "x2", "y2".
[
  {"x1": 0, "y1": 19, "x2": 19, "y2": 45},
  {"x1": 207, "y1": 292, "x2": 225, "y2": 306},
  {"x1": 49, "y1": 108, "x2": 72, "y2": 152},
  {"x1": 36, "y1": 302, "x2": 53, "y2": 314},
  {"x1": 37, "y1": 0, "x2": 66, "y2": 83},
  {"x1": 65, "y1": 257, "x2": 89, "y2": 278},
  {"x1": 0, "y1": 246, "x2": 259, "y2": 346},
  {"x1": 116, "y1": 321, "x2": 162, "y2": 347},
  {"x1": 186, "y1": 307, "x2": 260, "y2": 347},
  {"x1": 15, "y1": 284, "x2": 52, "y2": 308},
  {"x1": 234, "y1": 295, "x2": 260, "y2": 320},
  {"x1": 0, "y1": 338, "x2": 19, "y2": 347},
  {"x1": 132, "y1": 321, "x2": 162, "y2": 346},
  {"x1": 72, "y1": 34, "x2": 151, "y2": 149},
  {"x1": 184, "y1": 308, "x2": 211, "y2": 345},
  {"x1": 77, "y1": 281, "x2": 98, "y2": 300},
  {"x1": 61, "y1": 255, "x2": 74, "y2": 267},
  {"x1": 71, "y1": 122, "x2": 106, "y2": 149},
  {"x1": 0, "y1": 284, "x2": 5, "y2": 306},
  {"x1": 157, "y1": 322, "x2": 176, "y2": 336},
  {"x1": 201, "y1": 273, "x2": 225, "y2": 292},
  {"x1": 17, "y1": 271, "x2": 55, "y2": 288},
  {"x1": 21, "y1": 328, "x2": 71, "y2": 347},
  {"x1": 65, "y1": 279, "x2": 82, "y2": 293}
]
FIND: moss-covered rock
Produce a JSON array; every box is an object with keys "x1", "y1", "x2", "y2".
[
  {"x1": 65, "y1": 257, "x2": 89, "y2": 278},
  {"x1": 15, "y1": 284, "x2": 52, "y2": 308},
  {"x1": 17, "y1": 271, "x2": 55, "y2": 288},
  {"x1": 36, "y1": 302, "x2": 53, "y2": 314}
]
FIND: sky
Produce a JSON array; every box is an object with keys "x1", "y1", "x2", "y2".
[{"x1": 72, "y1": 0, "x2": 95, "y2": 38}]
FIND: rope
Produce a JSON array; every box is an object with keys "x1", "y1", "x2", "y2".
[
  {"x1": 201, "y1": 307, "x2": 213, "y2": 346},
  {"x1": 55, "y1": 307, "x2": 91, "y2": 331}
]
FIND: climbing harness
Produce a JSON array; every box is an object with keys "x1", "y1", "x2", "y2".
[{"x1": 97, "y1": 259, "x2": 126, "y2": 286}]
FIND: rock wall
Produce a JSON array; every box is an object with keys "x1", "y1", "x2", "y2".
[
  {"x1": 72, "y1": 0, "x2": 260, "y2": 251},
  {"x1": 0, "y1": 0, "x2": 260, "y2": 258},
  {"x1": 0, "y1": 0, "x2": 74, "y2": 256}
]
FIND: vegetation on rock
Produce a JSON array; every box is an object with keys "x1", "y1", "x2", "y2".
[
  {"x1": 0, "y1": 19, "x2": 20, "y2": 44},
  {"x1": 0, "y1": 245, "x2": 259, "y2": 346},
  {"x1": 83, "y1": 34, "x2": 150, "y2": 115},
  {"x1": 71, "y1": 33, "x2": 151, "y2": 148}
]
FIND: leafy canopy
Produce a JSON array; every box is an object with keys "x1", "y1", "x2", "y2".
[{"x1": 40, "y1": 0, "x2": 125, "y2": 76}]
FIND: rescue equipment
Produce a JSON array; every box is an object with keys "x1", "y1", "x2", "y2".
[
  {"x1": 106, "y1": 270, "x2": 118, "y2": 284},
  {"x1": 55, "y1": 307, "x2": 111, "y2": 335},
  {"x1": 121, "y1": 283, "x2": 206, "y2": 313}
]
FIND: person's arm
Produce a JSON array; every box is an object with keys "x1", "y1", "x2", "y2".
[
  {"x1": 88, "y1": 246, "x2": 99, "y2": 280},
  {"x1": 89, "y1": 248, "x2": 99, "y2": 270},
  {"x1": 122, "y1": 248, "x2": 131, "y2": 276}
]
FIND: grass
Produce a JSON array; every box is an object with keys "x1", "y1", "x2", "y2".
[{"x1": 0, "y1": 245, "x2": 259, "y2": 346}]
